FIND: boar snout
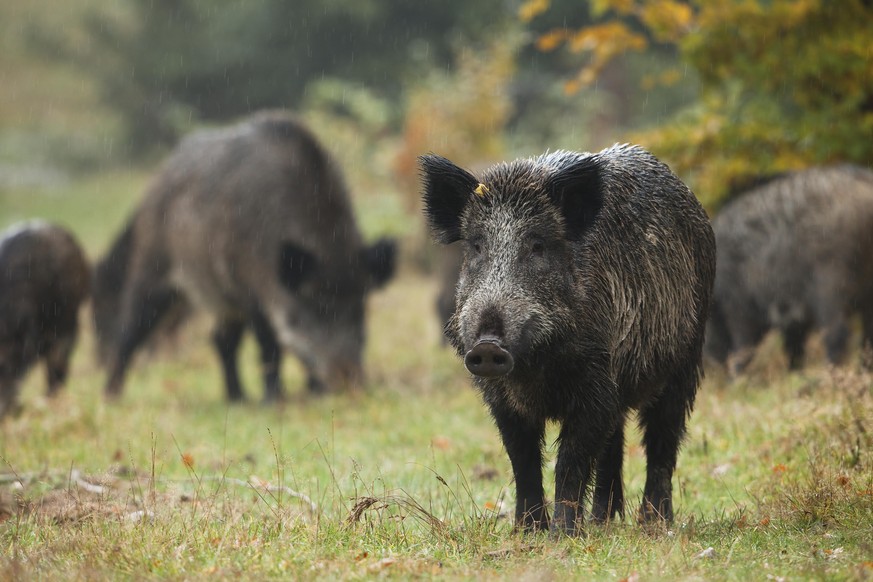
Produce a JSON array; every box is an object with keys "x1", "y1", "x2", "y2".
[{"x1": 464, "y1": 338, "x2": 514, "y2": 377}]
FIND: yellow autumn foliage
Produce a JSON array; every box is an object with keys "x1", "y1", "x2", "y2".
[
  {"x1": 518, "y1": 0, "x2": 551, "y2": 23},
  {"x1": 523, "y1": 0, "x2": 873, "y2": 207},
  {"x1": 393, "y1": 34, "x2": 518, "y2": 258}
]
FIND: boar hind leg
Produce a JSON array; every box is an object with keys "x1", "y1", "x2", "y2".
[
  {"x1": 860, "y1": 307, "x2": 873, "y2": 366},
  {"x1": 813, "y1": 282, "x2": 851, "y2": 365},
  {"x1": 638, "y1": 374, "x2": 695, "y2": 523},
  {"x1": 822, "y1": 318, "x2": 851, "y2": 366},
  {"x1": 250, "y1": 308, "x2": 284, "y2": 403},
  {"x1": 106, "y1": 286, "x2": 179, "y2": 397},
  {"x1": 591, "y1": 418, "x2": 625, "y2": 523},
  {"x1": 781, "y1": 319, "x2": 812, "y2": 371},
  {"x1": 212, "y1": 319, "x2": 246, "y2": 402},
  {"x1": 724, "y1": 315, "x2": 766, "y2": 376},
  {"x1": 490, "y1": 402, "x2": 549, "y2": 532},
  {"x1": 0, "y1": 382, "x2": 22, "y2": 419},
  {"x1": 45, "y1": 334, "x2": 76, "y2": 396}
]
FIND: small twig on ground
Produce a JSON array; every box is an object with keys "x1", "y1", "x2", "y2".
[
  {"x1": 0, "y1": 470, "x2": 318, "y2": 516},
  {"x1": 69, "y1": 470, "x2": 107, "y2": 495},
  {"x1": 189, "y1": 475, "x2": 319, "y2": 516}
]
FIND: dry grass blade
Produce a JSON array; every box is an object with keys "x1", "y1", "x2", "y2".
[
  {"x1": 346, "y1": 496, "x2": 384, "y2": 525},
  {"x1": 346, "y1": 492, "x2": 449, "y2": 538}
]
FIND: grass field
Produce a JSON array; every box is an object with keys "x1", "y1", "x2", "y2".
[{"x1": 1, "y1": 173, "x2": 872, "y2": 581}]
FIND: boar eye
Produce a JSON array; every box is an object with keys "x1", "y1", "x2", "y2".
[
  {"x1": 530, "y1": 240, "x2": 545, "y2": 257},
  {"x1": 469, "y1": 240, "x2": 483, "y2": 254}
]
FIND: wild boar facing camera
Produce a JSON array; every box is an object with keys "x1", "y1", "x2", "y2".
[
  {"x1": 0, "y1": 221, "x2": 90, "y2": 418},
  {"x1": 96, "y1": 111, "x2": 396, "y2": 403},
  {"x1": 421, "y1": 145, "x2": 715, "y2": 535}
]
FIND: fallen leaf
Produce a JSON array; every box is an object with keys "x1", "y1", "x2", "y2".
[{"x1": 431, "y1": 437, "x2": 452, "y2": 450}]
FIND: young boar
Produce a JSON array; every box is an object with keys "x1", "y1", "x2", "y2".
[
  {"x1": 421, "y1": 145, "x2": 716, "y2": 535},
  {"x1": 0, "y1": 221, "x2": 90, "y2": 417},
  {"x1": 97, "y1": 111, "x2": 396, "y2": 402},
  {"x1": 707, "y1": 165, "x2": 873, "y2": 373}
]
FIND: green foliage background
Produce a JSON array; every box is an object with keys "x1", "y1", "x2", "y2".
[{"x1": 521, "y1": 0, "x2": 873, "y2": 206}]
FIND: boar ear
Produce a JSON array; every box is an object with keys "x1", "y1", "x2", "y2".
[
  {"x1": 419, "y1": 154, "x2": 479, "y2": 244},
  {"x1": 546, "y1": 155, "x2": 605, "y2": 239},
  {"x1": 278, "y1": 242, "x2": 317, "y2": 291},
  {"x1": 363, "y1": 237, "x2": 397, "y2": 290}
]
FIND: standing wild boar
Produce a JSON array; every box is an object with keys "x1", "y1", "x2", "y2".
[
  {"x1": 707, "y1": 165, "x2": 873, "y2": 373},
  {"x1": 0, "y1": 221, "x2": 90, "y2": 418},
  {"x1": 421, "y1": 145, "x2": 716, "y2": 535},
  {"x1": 97, "y1": 111, "x2": 396, "y2": 402},
  {"x1": 434, "y1": 242, "x2": 463, "y2": 339}
]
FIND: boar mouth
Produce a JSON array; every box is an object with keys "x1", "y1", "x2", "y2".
[{"x1": 464, "y1": 339, "x2": 515, "y2": 377}]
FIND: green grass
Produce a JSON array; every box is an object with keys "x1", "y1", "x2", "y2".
[
  {"x1": 0, "y1": 180, "x2": 873, "y2": 580},
  {"x1": 2, "y1": 303, "x2": 871, "y2": 581},
  {"x1": 2, "y1": 3, "x2": 870, "y2": 578},
  {"x1": 2, "y1": 177, "x2": 873, "y2": 581}
]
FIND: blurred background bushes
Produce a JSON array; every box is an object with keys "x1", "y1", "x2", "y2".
[{"x1": 1, "y1": 0, "x2": 870, "y2": 222}]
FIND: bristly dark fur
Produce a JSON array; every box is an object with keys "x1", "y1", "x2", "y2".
[
  {"x1": 97, "y1": 110, "x2": 397, "y2": 402},
  {"x1": 420, "y1": 144, "x2": 716, "y2": 535},
  {"x1": 0, "y1": 222, "x2": 90, "y2": 417},
  {"x1": 707, "y1": 164, "x2": 873, "y2": 373}
]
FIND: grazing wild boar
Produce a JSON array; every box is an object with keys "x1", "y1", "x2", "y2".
[
  {"x1": 435, "y1": 242, "x2": 463, "y2": 339},
  {"x1": 421, "y1": 145, "x2": 716, "y2": 535},
  {"x1": 97, "y1": 111, "x2": 396, "y2": 402},
  {"x1": 707, "y1": 165, "x2": 873, "y2": 373},
  {"x1": 0, "y1": 221, "x2": 90, "y2": 418}
]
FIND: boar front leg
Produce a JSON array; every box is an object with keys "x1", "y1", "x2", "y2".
[
  {"x1": 489, "y1": 401, "x2": 549, "y2": 532},
  {"x1": 552, "y1": 416, "x2": 605, "y2": 536},
  {"x1": 45, "y1": 335, "x2": 76, "y2": 396},
  {"x1": 591, "y1": 417, "x2": 626, "y2": 523},
  {"x1": 212, "y1": 319, "x2": 246, "y2": 402}
]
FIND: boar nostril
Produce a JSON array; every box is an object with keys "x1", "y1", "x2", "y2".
[{"x1": 464, "y1": 340, "x2": 514, "y2": 377}]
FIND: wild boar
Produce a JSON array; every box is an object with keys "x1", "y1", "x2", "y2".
[
  {"x1": 435, "y1": 242, "x2": 463, "y2": 339},
  {"x1": 0, "y1": 221, "x2": 90, "y2": 417},
  {"x1": 421, "y1": 145, "x2": 716, "y2": 535},
  {"x1": 707, "y1": 165, "x2": 873, "y2": 373},
  {"x1": 97, "y1": 111, "x2": 396, "y2": 402}
]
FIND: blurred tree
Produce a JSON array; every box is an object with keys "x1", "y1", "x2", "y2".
[
  {"x1": 520, "y1": 0, "x2": 873, "y2": 207},
  {"x1": 28, "y1": 0, "x2": 509, "y2": 154},
  {"x1": 393, "y1": 33, "x2": 521, "y2": 265}
]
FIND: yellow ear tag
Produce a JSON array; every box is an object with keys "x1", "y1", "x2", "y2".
[{"x1": 474, "y1": 183, "x2": 490, "y2": 197}]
